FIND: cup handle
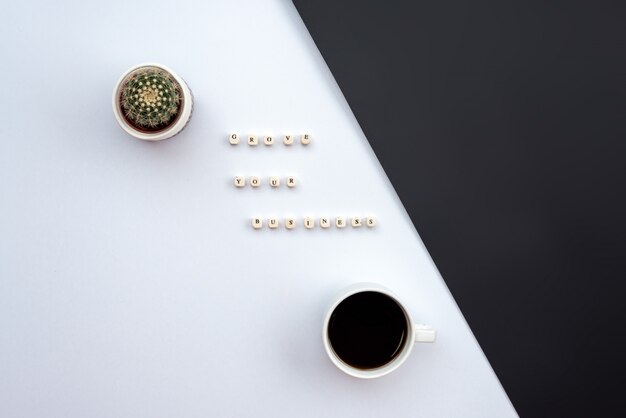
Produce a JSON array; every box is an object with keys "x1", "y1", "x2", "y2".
[{"x1": 414, "y1": 324, "x2": 437, "y2": 343}]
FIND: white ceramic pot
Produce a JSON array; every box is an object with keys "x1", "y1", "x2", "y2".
[
  {"x1": 112, "y1": 63, "x2": 193, "y2": 141},
  {"x1": 322, "y1": 283, "x2": 436, "y2": 379}
]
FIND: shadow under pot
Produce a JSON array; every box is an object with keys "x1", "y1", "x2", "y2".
[{"x1": 112, "y1": 63, "x2": 193, "y2": 141}]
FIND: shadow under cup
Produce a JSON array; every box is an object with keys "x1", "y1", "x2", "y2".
[{"x1": 327, "y1": 291, "x2": 409, "y2": 370}]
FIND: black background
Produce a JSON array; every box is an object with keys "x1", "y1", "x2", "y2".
[{"x1": 293, "y1": 1, "x2": 626, "y2": 416}]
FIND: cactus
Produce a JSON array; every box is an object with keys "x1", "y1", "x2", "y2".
[{"x1": 119, "y1": 66, "x2": 182, "y2": 131}]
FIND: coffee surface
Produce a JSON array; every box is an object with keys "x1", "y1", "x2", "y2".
[{"x1": 328, "y1": 291, "x2": 408, "y2": 370}]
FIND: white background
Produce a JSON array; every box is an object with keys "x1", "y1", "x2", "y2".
[{"x1": 0, "y1": 0, "x2": 517, "y2": 416}]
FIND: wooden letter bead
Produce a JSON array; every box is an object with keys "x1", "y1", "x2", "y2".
[
  {"x1": 285, "y1": 217, "x2": 296, "y2": 229},
  {"x1": 269, "y1": 176, "x2": 280, "y2": 187},
  {"x1": 320, "y1": 217, "x2": 331, "y2": 229},
  {"x1": 264, "y1": 135, "x2": 274, "y2": 146},
  {"x1": 283, "y1": 134, "x2": 294, "y2": 145},
  {"x1": 250, "y1": 176, "x2": 261, "y2": 187},
  {"x1": 335, "y1": 216, "x2": 346, "y2": 228},
  {"x1": 351, "y1": 217, "x2": 362, "y2": 228},
  {"x1": 366, "y1": 216, "x2": 377, "y2": 227},
  {"x1": 301, "y1": 133, "x2": 311, "y2": 145},
  {"x1": 229, "y1": 133, "x2": 239, "y2": 145},
  {"x1": 268, "y1": 217, "x2": 279, "y2": 229},
  {"x1": 247, "y1": 135, "x2": 258, "y2": 146},
  {"x1": 286, "y1": 176, "x2": 297, "y2": 188},
  {"x1": 234, "y1": 176, "x2": 245, "y2": 188},
  {"x1": 252, "y1": 217, "x2": 263, "y2": 229},
  {"x1": 304, "y1": 217, "x2": 315, "y2": 229}
]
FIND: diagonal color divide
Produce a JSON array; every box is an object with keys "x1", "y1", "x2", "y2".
[{"x1": 293, "y1": 1, "x2": 626, "y2": 417}]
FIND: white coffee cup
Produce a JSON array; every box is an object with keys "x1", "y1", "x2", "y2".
[{"x1": 322, "y1": 283, "x2": 436, "y2": 379}]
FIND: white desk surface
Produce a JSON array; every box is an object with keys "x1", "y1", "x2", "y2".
[{"x1": 0, "y1": 1, "x2": 517, "y2": 416}]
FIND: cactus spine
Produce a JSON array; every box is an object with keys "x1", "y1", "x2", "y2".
[{"x1": 120, "y1": 67, "x2": 182, "y2": 131}]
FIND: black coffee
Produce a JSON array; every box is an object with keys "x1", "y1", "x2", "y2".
[{"x1": 327, "y1": 291, "x2": 408, "y2": 370}]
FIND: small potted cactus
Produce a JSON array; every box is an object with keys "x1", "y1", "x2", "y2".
[{"x1": 112, "y1": 63, "x2": 193, "y2": 141}]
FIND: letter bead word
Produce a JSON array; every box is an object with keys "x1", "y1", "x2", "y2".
[{"x1": 249, "y1": 216, "x2": 377, "y2": 230}]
